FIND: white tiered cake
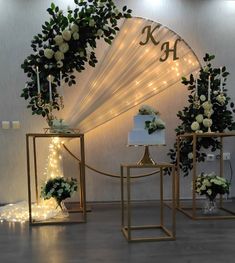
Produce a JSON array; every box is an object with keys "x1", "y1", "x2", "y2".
[{"x1": 128, "y1": 110, "x2": 165, "y2": 146}]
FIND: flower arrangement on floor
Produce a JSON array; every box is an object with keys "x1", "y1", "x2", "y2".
[
  {"x1": 21, "y1": 0, "x2": 132, "y2": 124},
  {"x1": 167, "y1": 54, "x2": 235, "y2": 176},
  {"x1": 41, "y1": 176, "x2": 78, "y2": 211},
  {"x1": 195, "y1": 172, "x2": 230, "y2": 201}
]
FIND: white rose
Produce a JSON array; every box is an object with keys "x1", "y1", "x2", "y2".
[
  {"x1": 203, "y1": 118, "x2": 212, "y2": 128},
  {"x1": 207, "y1": 189, "x2": 212, "y2": 195},
  {"x1": 204, "y1": 109, "x2": 214, "y2": 118},
  {"x1": 195, "y1": 114, "x2": 203, "y2": 123},
  {"x1": 59, "y1": 43, "x2": 69, "y2": 53},
  {"x1": 62, "y1": 30, "x2": 71, "y2": 41},
  {"x1": 114, "y1": 8, "x2": 120, "y2": 15},
  {"x1": 71, "y1": 23, "x2": 79, "y2": 33},
  {"x1": 57, "y1": 61, "x2": 63, "y2": 68},
  {"x1": 54, "y1": 51, "x2": 64, "y2": 61},
  {"x1": 216, "y1": 94, "x2": 226, "y2": 105},
  {"x1": 96, "y1": 29, "x2": 103, "y2": 37},
  {"x1": 44, "y1": 48, "x2": 54, "y2": 59},
  {"x1": 89, "y1": 19, "x2": 95, "y2": 27},
  {"x1": 154, "y1": 119, "x2": 165, "y2": 127},
  {"x1": 44, "y1": 64, "x2": 48, "y2": 69},
  {"x1": 73, "y1": 32, "x2": 80, "y2": 40},
  {"x1": 188, "y1": 152, "x2": 193, "y2": 159},
  {"x1": 54, "y1": 35, "x2": 64, "y2": 45},
  {"x1": 191, "y1": 121, "x2": 200, "y2": 131},
  {"x1": 200, "y1": 185, "x2": 206, "y2": 191},
  {"x1": 202, "y1": 101, "x2": 212, "y2": 110},
  {"x1": 213, "y1": 90, "x2": 219, "y2": 95},
  {"x1": 200, "y1": 95, "x2": 206, "y2": 102}
]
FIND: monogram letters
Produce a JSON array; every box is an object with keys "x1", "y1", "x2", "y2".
[{"x1": 139, "y1": 25, "x2": 181, "y2": 62}]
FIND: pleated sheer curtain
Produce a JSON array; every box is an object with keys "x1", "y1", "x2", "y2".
[{"x1": 66, "y1": 17, "x2": 200, "y2": 133}]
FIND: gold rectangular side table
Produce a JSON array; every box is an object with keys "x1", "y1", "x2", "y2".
[
  {"x1": 26, "y1": 133, "x2": 87, "y2": 225},
  {"x1": 176, "y1": 132, "x2": 235, "y2": 220},
  {"x1": 121, "y1": 163, "x2": 176, "y2": 242}
]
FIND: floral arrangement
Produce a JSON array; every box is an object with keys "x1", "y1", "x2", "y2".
[
  {"x1": 41, "y1": 176, "x2": 78, "y2": 209},
  {"x1": 138, "y1": 105, "x2": 159, "y2": 115},
  {"x1": 145, "y1": 117, "x2": 165, "y2": 134},
  {"x1": 167, "y1": 54, "x2": 235, "y2": 176},
  {"x1": 21, "y1": 0, "x2": 132, "y2": 123},
  {"x1": 137, "y1": 105, "x2": 165, "y2": 134},
  {"x1": 195, "y1": 172, "x2": 230, "y2": 201}
]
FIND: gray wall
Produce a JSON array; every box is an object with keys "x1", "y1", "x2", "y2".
[{"x1": 0, "y1": 0, "x2": 234, "y2": 203}]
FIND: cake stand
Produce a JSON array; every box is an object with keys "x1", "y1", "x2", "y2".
[{"x1": 128, "y1": 144, "x2": 166, "y2": 165}]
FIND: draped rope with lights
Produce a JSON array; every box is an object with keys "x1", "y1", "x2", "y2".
[{"x1": 67, "y1": 17, "x2": 200, "y2": 133}]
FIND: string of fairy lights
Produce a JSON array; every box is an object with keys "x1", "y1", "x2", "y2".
[{"x1": 0, "y1": 138, "x2": 64, "y2": 223}]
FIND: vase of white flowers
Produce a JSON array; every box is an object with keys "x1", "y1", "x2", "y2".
[
  {"x1": 195, "y1": 172, "x2": 230, "y2": 215},
  {"x1": 41, "y1": 176, "x2": 78, "y2": 218}
]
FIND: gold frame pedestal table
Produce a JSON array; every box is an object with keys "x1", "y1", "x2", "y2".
[
  {"x1": 177, "y1": 132, "x2": 235, "y2": 220},
  {"x1": 26, "y1": 133, "x2": 87, "y2": 225},
  {"x1": 121, "y1": 162, "x2": 176, "y2": 242}
]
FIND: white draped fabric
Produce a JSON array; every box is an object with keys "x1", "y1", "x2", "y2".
[{"x1": 67, "y1": 17, "x2": 200, "y2": 132}]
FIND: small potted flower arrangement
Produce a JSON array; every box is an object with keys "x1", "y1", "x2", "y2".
[
  {"x1": 195, "y1": 172, "x2": 230, "y2": 214},
  {"x1": 41, "y1": 176, "x2": 78, "y2": 215}
]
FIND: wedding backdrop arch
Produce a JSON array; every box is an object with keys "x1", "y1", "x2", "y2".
[{"x1": 66, "y1": 17, "x2": 201, "y2": 133}]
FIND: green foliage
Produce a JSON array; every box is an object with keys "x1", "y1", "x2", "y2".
[
  {"x1": 41, "y1": 176, "x2": 78, "y2": 207},
  {"x1": 167, "y1": 54, "x2": 235, "y2": 176},
  {"x1": 21, "y1": 0, "x2": 132, "y2": 120}
]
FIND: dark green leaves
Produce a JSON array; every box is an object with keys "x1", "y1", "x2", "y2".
[
  {"x1": 21, "y1": 0, "x2": 132, "y2": 120},
  {"x1": 166, "y1": 54, "x2": 235, "y2": 176}
]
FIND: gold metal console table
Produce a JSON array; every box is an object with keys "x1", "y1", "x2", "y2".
[
  {"x1": 177, "y1": 132, "x2": 235, "y2": 220},
  {"x1": 26, "y1": 133, "x2": 86, "y2": 225},
  {"x1": 121, "y1": 163, "x2": 176, "y2": 242}
]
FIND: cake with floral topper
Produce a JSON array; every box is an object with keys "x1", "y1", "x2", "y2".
[{"x1": 128, "y1": 105, "x2": 166, "y2": 145}]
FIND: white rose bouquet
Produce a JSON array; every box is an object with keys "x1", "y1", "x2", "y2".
[
  {"x1": 41, "y1": 176, "x2": 78, "y2": 210},
  {"x1": 195, "y1": 172, "x2": 230, "y2": 201}
]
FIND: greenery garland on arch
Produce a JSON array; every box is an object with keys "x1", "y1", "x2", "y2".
[
  {"x1": 21, "y1": 0, "x2": 132, "y2": 124},
  {"x1": 167, "y1": 54, "x2": 235, "y2": 177}
]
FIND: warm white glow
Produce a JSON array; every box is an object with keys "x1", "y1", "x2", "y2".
[
  {"x1": 0, "y1": 138, "x2": 65, "y2": 223},
  {"x1": 67, "y1": 17, "x2": 200, "y2": 132}
]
